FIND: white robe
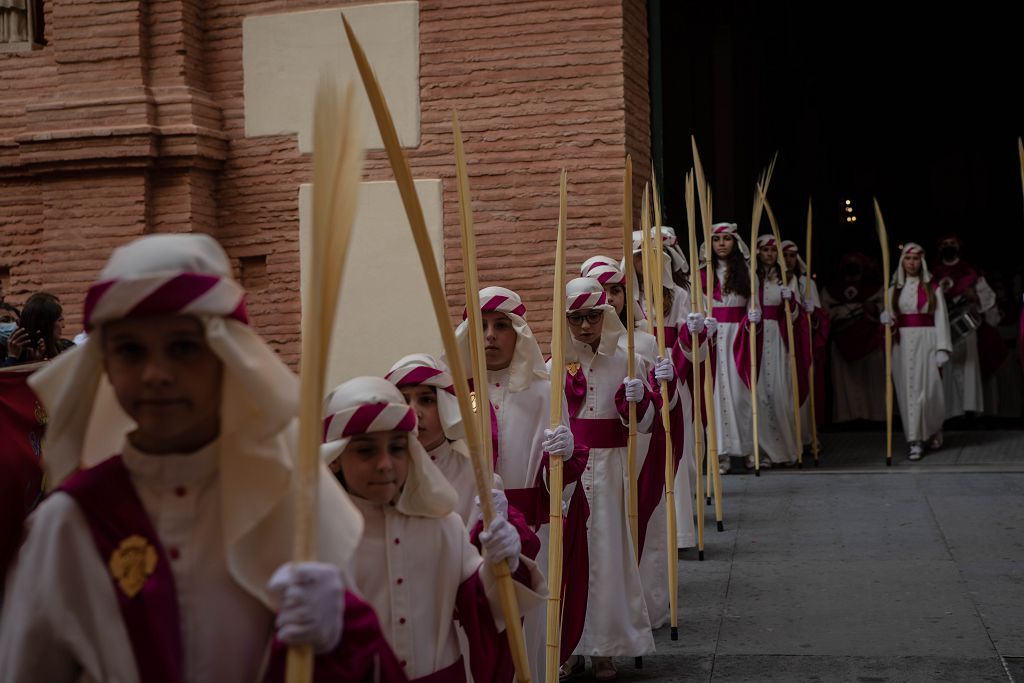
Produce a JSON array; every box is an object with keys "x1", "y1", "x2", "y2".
[
  {"x1": 427, "y1": 439, "x2": 478, "y2": 526},
  {"x1": 822, "y1": 287, "x2": 888, "y2": 422},
  {"x1": 756, "y1": 278, "x2": 799, "y2": 464},
  {"x1": 891, "y1": 279, "x2": 952, "y2": 442},
  {"x1": 710, "y1": 265, "x2": 754, "y2": 457},
  {"x1": 348, "y1": 496, "x2": 545, "y2": 680},
  {"x1": 0, "y1": 441, "x2": 272, "y2": 683},
  {"x1": 566, "y1": 334, "x2": 655, "y2": 657},
  {"x1": 486, "y1": 366, "x2": 568, "y2": 683}
]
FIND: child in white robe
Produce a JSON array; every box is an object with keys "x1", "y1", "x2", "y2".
[
  {"x1": 880, "y1": 243, "x2": 952, "y2": 460},
  {"x1": 0, "y1": 234, "x2": 398, "y2": 682},
  {"x1": 323, "y1": 376, "x2": 546, "y2": 682}
]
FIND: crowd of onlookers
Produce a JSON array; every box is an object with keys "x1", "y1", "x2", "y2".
[{"x1": 0, "y1": 293, "x2": 75, "y2": 367}]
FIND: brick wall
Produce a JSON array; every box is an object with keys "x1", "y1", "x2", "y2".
[{"x1": 0, "y1": 0, "x2": 650, "y2": 364}]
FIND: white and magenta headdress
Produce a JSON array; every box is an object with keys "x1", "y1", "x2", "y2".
[
  {"x1": 452, "y1": 286, "x2": 548, "y2": 393},
  {"x1": 564, "y1": 276, "x2": 625, "y2": 360},
  {"x1": 704, "y1": 222, "x2": 750, "y2": 260},
  {"x1": 894, "y1": 242, "x2": 932, "y2": 286},
  {"x1": 385, "y1": 353, "x2": 464, "y2": 443},
  {"x1": 322, "y1": 376, "x2": 458, "y2": 519}
]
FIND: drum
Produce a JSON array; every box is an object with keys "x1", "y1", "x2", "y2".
[{"x1": 948, "y1": 300, "x2": 982, "y2": 345}]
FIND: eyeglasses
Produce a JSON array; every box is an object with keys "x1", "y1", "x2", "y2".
[{"x1": 566, "y1": 310, "x2": 603, "y2": 326}]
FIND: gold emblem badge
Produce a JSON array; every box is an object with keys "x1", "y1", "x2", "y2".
[
  {"x1": 34, "y1": 401, "x2": 47, "y2": 426},
  {"x1": 566, "y1": 362, "x2": 581, "y2": 377},
  {"x1": 108, "y1": 535, "x2": 158, "y2": 598},
  {"x1": 469, "y1": 391, "x2": 478, "y2": 414}
]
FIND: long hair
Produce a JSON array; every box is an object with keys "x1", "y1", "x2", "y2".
[
  {"x1": 711, "y1": 246, "x2": 751, "y2": 299},
  {"x1": 756, "y1": 259, "x2": 782, "y2": 286},
  {"x1": 20, "y1": 292, "x2": 63, "y2": 359}
]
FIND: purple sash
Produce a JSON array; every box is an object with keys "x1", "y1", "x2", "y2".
[{"x1": 60, "y1": 456, "x2": 184, "y2": 683}]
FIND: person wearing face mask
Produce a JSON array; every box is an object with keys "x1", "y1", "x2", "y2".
[
  {"x1": 930, "y1": 234, "x2": 1004, "y2": 418},
  {"x1": 821, "y1": 252, "x2": 887, "y2": 423},
  {"x1": 879, "y1": 244, "x2": 952, "y2": 461}
]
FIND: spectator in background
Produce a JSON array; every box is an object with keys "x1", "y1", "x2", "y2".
[
  {"x1": 0, "y1": 302, "x2": 21, "y2": 358},
  {"x1": 3, "y1": 293, "x2": 69, "y2": 366}
]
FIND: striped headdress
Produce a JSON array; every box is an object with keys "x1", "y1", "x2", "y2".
[{"x1": 386, "y1": 353, "x2": 464, "y2": 442}]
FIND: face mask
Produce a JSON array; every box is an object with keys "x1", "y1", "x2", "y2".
[
  {"x1": 0, "y1": 321, "x2": 15, "y2": 342},
  {"x1": 940, "y1": 246, "x2": 958, "y2": 261}
]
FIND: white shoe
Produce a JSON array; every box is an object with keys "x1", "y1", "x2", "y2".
[
  {"x1": 719, "y1": 458, "x2": 731, "y2": 475},
  {"x1": 927, "y1": 432, "x2": 943, "y2": 450},
  {"x1": 759, "y1": 458, "x2": 772, "y2": 470},
  {"x1": 908, "y1": 443, "x2": 924, "y2": 461}
]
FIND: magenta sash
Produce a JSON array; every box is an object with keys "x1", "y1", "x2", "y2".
[
  {"x1": 898, "y1": 314, "x2": 934, "y2": 327},
  {"x1": 569, "y1": 417, "x2": 628, "y2": 449},
  {"x1": 59, "y1": 456, "x2": 184, "y2": 683},
  {"x1": 761, "y1": 304, "x2": 783, "y2": 322},
  {"x1": 712, "y1": 305, "x2": 746, "y2": 323},
  {"x1": 661, "y1": 325, "x2": 679, "y2": 349}
]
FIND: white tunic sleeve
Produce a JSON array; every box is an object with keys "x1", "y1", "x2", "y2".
[{"x1": 934, "y1": 289, "x2": 953, "y2": 353}]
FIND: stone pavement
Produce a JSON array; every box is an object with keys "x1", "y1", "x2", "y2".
[{"x1": 586, "y1": 431, "x2": 1024, "y2": 682}]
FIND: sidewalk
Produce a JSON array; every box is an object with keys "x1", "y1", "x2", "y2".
[{"x1": 597, "y1": 432, "x2": 1024, "y2": 682}]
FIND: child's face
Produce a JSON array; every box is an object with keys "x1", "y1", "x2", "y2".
[
  {"x1": 604, "y1": 283, "x2": 625, "y2": 316},
  {"x1": 903, "y1": 253, "x2": 922, "y2": 276},
  {"x1": 783, "y1": 250, "x2": 798, "y2": 272},
  {"x1": 713, "y1": 234, "x2": 735, "y2": 259},
  {"x1": 482, "y1": 311, "x2": 517, "y2": 371},
  {"x1": 331, "y1": 430, "x2": 410, "y2": 505},
  {"x1": 758, "y1": 244, "x2": 778, "y2": 266},
  {"x1": 399, "y1": 385, "x2": 446, "y2": 451},
  {"x1": 102, "y1": 315, "x2": 223, "y2": 454}
]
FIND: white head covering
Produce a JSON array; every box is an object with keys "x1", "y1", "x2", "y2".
[
  {"x1": 580, "y1": 255, "x2": 619, "y2": 278},
  {"x1": 780, "y1": 239, "x2": 808, "y2": 276},
  {"x1": 701, "y1": 222, "x2": 750, "y2": 261},
  {"x1": 29, "y1": 233, "x2": 362, "y2": 607},
  {"x1": 894, "y1": 242, "x2": 931, "y2": 286},
  {"x1": 322, "y1": 376, "x2": 458, "y2": 519},
  {"x1": 564, "y1": 276, "x2": 625, "y2": 360},
  {"x1": 385, "y1": 353, "x2": 464, "y2": 443},
  {"x1": 628, "y1": 231, "x2": 677, "y2": 288},
  {"x1": 453, "y1": 286, "x2": 548, "y2": 393}
]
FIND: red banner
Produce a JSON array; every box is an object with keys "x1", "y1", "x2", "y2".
[{"x1": 1, "y1": 362, "x2": 47, "y2": 577}]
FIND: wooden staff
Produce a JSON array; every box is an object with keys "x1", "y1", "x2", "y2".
[
  {"x1": 289, "y1": 77, "x2": 364, "y2": 683},
  {"x1": 873, "y1": 198, "x2": 894, "y2": 467},
  {"x1": 640, "y1": 190, "x2": 656, "y2": 336},
  {"x1": 760, "y1": 194, "x2": 805, "y2": 466},
  {"x1": 621, "y1": 155, "x2": 640, "y2": 562},
  {"x1": 804, "y1": 199, "x2": 821, "y2": 465},
  {"x1": 344, "y1": 18, "x2": 530, "y2": 681},
  {"x1": 545, "y1": 169, "x2": 568, "y2": 683},
  {"x1": 684, "y1": 171, "x2": 706, "y2": 560},
  {"x1": 691, "y1": 137, "x2": 724, "y2": 533},
  {"x1": 649, "y1": 176, "x2": 679, "y2": 640}
]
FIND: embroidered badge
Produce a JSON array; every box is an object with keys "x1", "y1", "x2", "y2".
[
  {"x1": 566, "y1": 362, "x2": 581, "y2": 377},
  {"x1": 469, "y1": 390, "x2": 478, "y2": 414},
  {"x1": 109, "y1": 535, "x2": 158, "y2": 598}
]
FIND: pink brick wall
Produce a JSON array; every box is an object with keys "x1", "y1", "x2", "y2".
[{"x1": 0, "y1": 0, "x2": 650, "y2": 364}]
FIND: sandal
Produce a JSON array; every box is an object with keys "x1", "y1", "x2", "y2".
[
  {"x1": 592, "y1": 656, "x2": 617, "y2": 681},
  {"x1": 559, "y1": 655, "x2": 585, "y2": 680}
]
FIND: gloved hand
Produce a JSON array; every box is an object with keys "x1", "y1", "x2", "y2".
[
  {"x1": 623, "y1": 377, "x2": 645, "y2": 403},
  {"x1": 267, "y1": 562, "x2": 344, "y2": 654},
  {"x1": 780, "y1": 286, "x2": 793, "y2": 300},
  {"x1": 685, "y1": 312, "x2": 705, "y2": 334},
  {"x1": 475, "y1": 488, "x2": 509, "y2": 521},
  {"x1": 542, "y1": 425, "x2": 574, "y2": 460},
  {"x1": 879, "y1": 311, "x2": 895, "y2": 326},
  {"x1": 704, "y1": 316, "x2": 718, "y2": 337},
  {"x1": 803, "y1": 299, "x2": 815, "y2": 314},
  {"x1": 936, "y1": 350, "x2": 950, "y2": 367},
  {"x1": 654, "y1": 356, "x2": 674, "y2": 383},
  {"x1": 747, "y1": 308, "x2": 762, "y2": 324},
  {"x1": 479, "y1": 516, "x2": 521, "y2": 571}
]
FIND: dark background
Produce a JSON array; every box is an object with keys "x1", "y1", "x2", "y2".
[{"x1": 649, "y1": 1, "x2": 1024, "y2": 294}]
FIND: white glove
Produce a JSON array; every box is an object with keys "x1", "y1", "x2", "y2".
[
  {"x1": 475, "y1": 488, "x2": 509, "y2": 521},
  {"x1": 936, "y1": 350, "x2": 950, "y2": 367},
  {"x1": 479, "y1": 516, "x2": 521, "y2": 571},
  {"x1": 623, "y1": 377, "x2": 645, "y2": 403},
  {"x1": 780, "y1": 286, "x2": 793, "y2": 300},
  {"x1": 803, "y1": 300, "x2": 814, "y2": 314},
  {"x1": 654, "y1": 356, "x2": 674, "y2": 383},
  {"x1": 747, "y1": 308, "x2": 762, "y2": 324},
  {"x1": 267, "y1": 562, "x2": 344, "y2": 654},
  {"x1": 685, "y1": 312, "x2": 705, "y2": 334},
  {"x1": 879, "y1": 311, "x2": 895, "y2": 326},
  {"x1": 542, "y1": 424, "x2": 574, "y2": 460},
  {"x1": 704, "y1": 316, "x2": 718, "y2": 337}
]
